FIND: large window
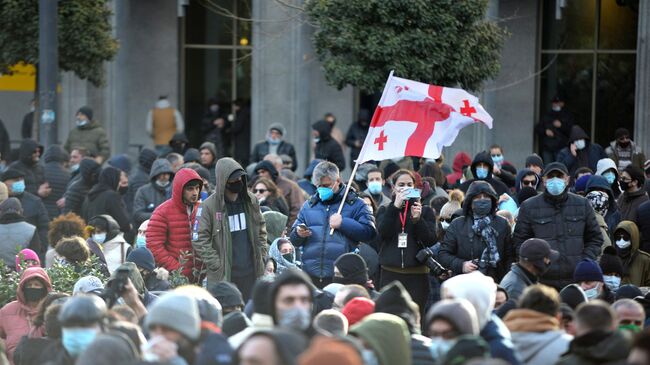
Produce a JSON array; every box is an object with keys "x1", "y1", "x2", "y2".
[
  {"x1": 182, "y1": 0, "x2": 252, "y2": 146},
  {"x1": 539, "y1": 0, "x2": 637, "y2": 147}
]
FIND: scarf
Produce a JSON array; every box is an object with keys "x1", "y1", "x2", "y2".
[{"x1": 472, "y1": 216, "x2": 499, "y2": 268}]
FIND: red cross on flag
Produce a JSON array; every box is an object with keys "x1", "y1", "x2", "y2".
[{"x1": 356, "y1": 72, "x2": 493, "y2": 164}]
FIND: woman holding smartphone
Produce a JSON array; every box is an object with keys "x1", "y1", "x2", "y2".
[{"x1": 376, "y1": 169, "x2": 437, "y2": 315}]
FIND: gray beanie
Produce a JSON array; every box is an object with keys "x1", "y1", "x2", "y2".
[
  {"x1": 424, "y1": 298, "x2": 479, "y2": 336},
  {"x1": 439, "y1": 190, "x2": 464, "y2": 219},
  {"x1": 145, "y1": 292, "x2": 200, "y2": 341}
]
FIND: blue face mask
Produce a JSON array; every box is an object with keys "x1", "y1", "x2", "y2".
[
  {"x1": 602, "y1": 171, "x2": 616, "y2": 185},
  {"x1": 11, "y1": 180, "x2": 25, "y2": 194},
  {"x1": 317, "y1": 186, "x2": 334, "y2": 201},
  {"x1": 603, "y1": 275, "x2": 621, "y2": 291},
  {"x1": 62, "y1": 327, "x2": 98, "y2": 357},
  {"x1": 135, "y1": 235, "x2": 146, "y2": 248},
  {"x1": 93, "y1": 232, "x2": 106, "y2": 244},
  {"x1": 476, "y1": 167, "x2": 489, "y2": 180},
  {"x1": 367, "y1": 181, "x2": 383, "y2": 195},
  {"x1": 546, "y1": 177, "x2": 566, "y2": 196},
  {"x1": 491, "y1": 155, "x2": 504, "y2": 164},
  {"x1": 584, "y1": 283, "x2": 601, "y2": 300}
]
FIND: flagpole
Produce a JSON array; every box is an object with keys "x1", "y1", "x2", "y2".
[
  {"x1": 329, "y1": 70, "x2": 394, "y2": 235},
  {"x1": 329, "y1": 160, "x2": 361, "y2": 235}
]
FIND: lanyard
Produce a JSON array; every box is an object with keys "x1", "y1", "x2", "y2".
[{"x1": 399, "y1": 201, "x2": 409, "y2": 232}]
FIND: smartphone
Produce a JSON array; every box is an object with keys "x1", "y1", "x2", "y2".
[
  {"x1": 298, "y1": 223, "x2": 310, "y2": 231},
  {"x1": 404, "y1": 188, "x2": 421, "y2": 199},
  {"x1": 111, "y1": 268, "x2": 130, "y2": 294}
]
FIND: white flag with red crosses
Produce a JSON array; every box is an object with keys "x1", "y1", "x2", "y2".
[{"x1": 356, "y1": 72, "x2": 493, "y2": 164}]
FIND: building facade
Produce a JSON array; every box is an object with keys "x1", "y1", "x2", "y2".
[{"x1": 0, "y1": 0, "x2": 647, "y2": 173}]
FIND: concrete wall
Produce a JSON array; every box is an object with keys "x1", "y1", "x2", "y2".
[
  {"x1": 251, "y1": 0, "x2": 354, "y2": 175},
  {"x1": 0, "y1": 91, "x2": 33, "y2": 148},
  {"x1": 442, "y1": 0, "x2": 538, "y2": 168}
]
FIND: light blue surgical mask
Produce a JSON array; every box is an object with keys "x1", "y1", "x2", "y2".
[
  {"x1": 135, "y1": 235, "x2": 146, "y2": 248},
  {"x1": 491, "y1": 155, "x2": 504, "y2": 164},
  {"x1": 266, "y1": 136, "x2": 281, "y2": 145},
  {"x1": 361, "y1": 349, "x2": 379, "y2": 365},
  {"x1": 317, "y1": 186, "x2": 334, "y2": 201},
  {"x1": 429, "y1": 337, "x2": 456, "y2": 360},
  {"x1": 584, "y1": 283, "x2": 601, "y2": 300},
  {"x1": 603, "y1": 171, "x2": 616, "y2": 185},
  {"x1": 603, "y1": 275, "x2": 621, "y2": 292},
  {"x1": 476, "y1": 167, "x2": 489, "y2": 180},
  {"x1": 70, "y1": 164, "x2": 80, "y2": 172},
  {"x1": 546, "y1": 177, "x2": 566, "y2": 196},
  {"x1": 93, "y1": 232, "x2": 107, "y2": 244},
  {"x1": 367, "y1": 181, "x2": 383, "y2": 195},
  {"x1": 75, "y1": 119, "x2": 88, "y2": 128},
  {"x1": 11, "y1": 180, "x2": 25, "y2": 194},
  {"x1": 62, "y1": 327, "x2": 98, "y2": 357}
]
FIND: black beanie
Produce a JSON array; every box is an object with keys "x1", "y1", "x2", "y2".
[
  {"x1": 599, "y1": 246, "x2": 623, "y2": 276},
  {"x1": 559, "y1": 284, "x2": 587, "y2": 310},
  {"x1": 221, "y1": 311, "x2": 251, "y2": 337},
  {"x1": 208, "y1": 281, "x2": 244, "y2": 308},
  {"x1": 77, "y1": 106, "x2": 93, "y2": 121},
  {"x1": 374, "y1": 281, "x2": 418, "y2": 333},
  {"x1": 333, "y1": 253, "x2": 368, "y2": 286},
  {"x1": 616, "y1": 284, "x2": 643, "y2": 300},
  {"x1": 138, "y1": 148, "x2": 158, "y2": 171},
  {"x1": 525, "y1": 154, "x2": 544, "y2": 169},
  {"x1": 251, "y1": 277, "x2": 275, "y2": 316},
  {"x1": 383, "y1": 162, "x2": 400, "y2": 181}
]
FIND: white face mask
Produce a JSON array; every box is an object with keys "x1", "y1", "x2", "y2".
[
  {"x1": 552, "y1": 105, "x2": 562, "y2": 112},
  {"x1": 440, "y1": 221, "x2": 450, "y2": 230},
  {"x1": 616, "y1": 239, "x2": 631, "y2": 249},
  {"x1": 574, "y1": 139, "x2": 586, "y2": 150}
]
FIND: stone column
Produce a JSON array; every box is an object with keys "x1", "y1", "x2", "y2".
[{"x1": 634, "y1": 0, "x2": 650, "y2": 155}]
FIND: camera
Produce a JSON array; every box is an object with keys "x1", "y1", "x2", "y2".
[
  {"x1": 99, "y1": 268, "x2": 130, "y2": 308},
  {"x1": 416, "y1": 247, "x2": 447, "y2": 277}
]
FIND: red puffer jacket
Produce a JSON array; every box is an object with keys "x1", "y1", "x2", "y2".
[{"x1": 147, "y1": 168, "x2": 203, "y2": 279}]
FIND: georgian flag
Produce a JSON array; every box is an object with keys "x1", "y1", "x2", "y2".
[{"x1": 356, "y1": 72, "x2": 493, "y2": 163}]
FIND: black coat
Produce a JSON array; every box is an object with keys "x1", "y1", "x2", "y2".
[
  {"x1": 8, "y1": 139, "x2": 44, "y2": 195},
  {"x1": 81, "y1": 167, "x2": 131, "y2": 233},
  {"x1": 0, "y1": 119, "x2": 10, "y2": 164},
  {"x1": 63, "y1": 159, "x2": 100, "y2": 215},
  {"x1": 377, "y1": 203, "x2": 437, "y2": 269},
  {"x1": 42, "y1": 146, "x2": 70, "y2": 220},
  {"x1": 230, "y1": 104, "x2": 251, "y2": 167},
  {"x1": 16, "y1": 191, "x2": 50, "y2": 252},
  {"x1": 438, "y1": 181, "x2": 513, "y2": 281},
  {"x1": 637, "y1": 200, "x2": 650, "y2": 252},
  {"x1": 313, "y1": 120, "x2": 345, "y2": 171},
  {"x1": 345, "y1": 121, "x2": 369, "y2": 169},
  {"x1": 513, "y1": 190, "x2": 603, "y2": 290},
  {"x1": 250, "y1": 141, "x2": 298, "y2": 171},
  {"x1": 126, "y1": 165, "x2": 150, "y2": 215},
  {"x1": 535, "y1": 109, "x2": 574, "y2": 153}
]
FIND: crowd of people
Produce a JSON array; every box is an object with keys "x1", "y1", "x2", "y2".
[{"x1": 0, "y1": 103, "x2": 649, "y2": 365}]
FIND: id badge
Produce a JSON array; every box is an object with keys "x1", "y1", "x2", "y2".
[{"x1": 398, "y1": 233, "x2": 408, "y2": 248}]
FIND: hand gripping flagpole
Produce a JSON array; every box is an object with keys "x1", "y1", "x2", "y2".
[{"x1": 329, "y1": 70, "x2": 394, "y2": 235}]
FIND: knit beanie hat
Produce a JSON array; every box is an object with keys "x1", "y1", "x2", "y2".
[
  {"x1": 525, "y1": 154, "x2": 544, "y2": 169},
  {"x1": 0, "y1": 182, "x2": 7, "y2": 203},
  {"x1": 342, "y1": 297, "x2": 375, "y2": 326},
  {"x1": 145, "y1": 292, "x2": 200, "y2": 341},
  {"x1": 251, "y1": 277, "x2": 274, "y2": 316},
  {"x1": 183, "y1": 148, "x2": 201, "y2": 164},
  {"x1": 374, "y1": 281, "x2": 418, "y2": 334},
  {"x1": 574, "y1": 174, "x2": 592, "y2": 194},
  {"x1": 616, "y1": 284, "x2": 643, "y2": 300},
  {"x1": 77, "y1": 106, "x2": 93, "y2": 121},
  {"x1": 573, "y1": 259, "x2": 604, "y2": 283},
  {"x1": 126, "y1": 247, "x2": 155, "y2": 272},
  {"x1": 0, "y1": 197, "x2": 23, "y2": 217},
  {"x1": 0, "y1": 168, "x2": 25, "y2": 182},
  {"x1": 208, "y1": 281, "x2": 244, "y2": 308},
  {"x1": 138, "y1": 148, "x2": 158, "y2": 171},
  {"x1": 15, "y1": 248, "x2": 40, "y2": 270},
  {"x1": 333, "y1": 253, "x2": 369, "y2": 286},
  {"x1": 222, "y1": 311, "x2": 251, "y2": 337},
  {"x1": 107, "y1": 154, "x2": 132, "y2": 174},
  {"x1": 559, "y1": 284, "x2": 588, "y2": 310},
  {"x1": 425, "y1": 299, "x2": 479, "y2": 337},
  {"x1": 298, "y1": 336, "x2": 364, "y2": 365},
  {"x1": 441, "y1": 272, "x2": 496, "y2": 329},
  {"x1": 599, "y1": 247, "x2": 623, "y2": 276},
  {"x1": 440, "y1": 190, "x2": 464, "y2": 219}
]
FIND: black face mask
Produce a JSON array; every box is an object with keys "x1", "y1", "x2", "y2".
[
  {"x1": 620, "y1": 181, "x2": 630, "y2": 192},
  {"x1": 118, "y1": 185, "x2": 128, "y2": 195},
  {"x1": 282, "y1": 253, "x2": 294, "y2": 263},
  {"x1": 23, "y1": 287, "x2": 47, "y2": 302},
  {"x1": 471, "y1": 199, "x2": 492, "y2": 218},
  {"x1": 226, "y1": 180, "x2": 244, "y2": 193},
  {"x1": 532, "y1": 260, "x2": 551, "y2": 276},
  {"x1": 618, "y1": 141, "x2": 631, "y2": 148}
]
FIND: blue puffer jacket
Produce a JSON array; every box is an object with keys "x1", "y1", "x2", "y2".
[{"x1": 290, "y1": 185, "x2": 376, "y2": 280}]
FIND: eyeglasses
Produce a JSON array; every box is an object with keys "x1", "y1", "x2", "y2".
[
  {"x1": 522, "y1": 180, "x2": 536, "y2": 186},
  {"x1": 253, "y1": 189, "x2": 268, "y2": 194}
]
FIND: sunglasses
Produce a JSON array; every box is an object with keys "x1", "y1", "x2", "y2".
[
  {"x1": 522, "y1": 180, "x2": 536, "y2": 186},
  {"x1": 440, "y1": 218, "x2": 452, "y2": 223},
  {"x1": 253, "y1": 189, "x2": 268, "y2": 194}
]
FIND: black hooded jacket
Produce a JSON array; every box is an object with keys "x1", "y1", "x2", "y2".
[
  {"x1": 439, "y1": 181, "x2": 514, "y2": 281},
  {"x1": 81, "y1": 166, "x2": 131, "y2": 232},
  {"x1": 313, "y1": 120, "x2": 345, "y2": 171},
  {"x1": 126, "y1": 148, "x2": 158, "y2": 214},
  {"x1": 64, "y1": 158, "x2": 100, "y2": 215},
  {"x1": 345, "y1": 110, "x2": 370, "y2": 169},
  {"x1": 556, "y1": 126, "x2": 607, "y2": 175},
  {"x1": 458, "y1": 151, "x2": 510, "y2": 197},
  {"x1": 8, "y1": 139, "x2": 44, "y2": 195},
  {"x1": 42, "y1": 145, "x2": 71, "y2": 219}
]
